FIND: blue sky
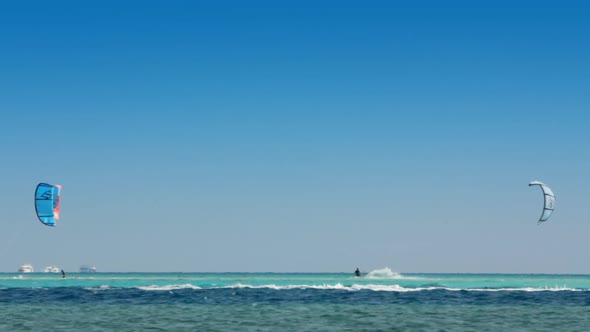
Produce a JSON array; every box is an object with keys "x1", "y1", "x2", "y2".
[{"x1": 1, "y1": 1, "x2": 589, "y2": 273}]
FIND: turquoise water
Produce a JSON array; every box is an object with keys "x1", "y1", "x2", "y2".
[
  {"x1": 3, "y1": 270, "x2": 589, "y2": 289},
  {"x1": 1, "y1": 270, "x2": 589, "y2": 331}
]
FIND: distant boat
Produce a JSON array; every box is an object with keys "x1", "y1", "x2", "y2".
[
  {"x1": 79, "y1": 265, "x2": 97, "y2": 273},
  {"x1": 43, "y1": 266, "x2": 61, "y2": 273},
  {"x1": 18, "y1": 264, "x2": 34, "y2": 273}
]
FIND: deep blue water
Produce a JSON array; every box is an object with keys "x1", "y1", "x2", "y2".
[{"x1": 1, "y1": 287, "x2": 590, "y2": 306}]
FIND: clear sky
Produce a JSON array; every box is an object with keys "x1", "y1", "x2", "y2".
[{"x1": 1, "y1": 1, "x2": 589, "y2": 273}]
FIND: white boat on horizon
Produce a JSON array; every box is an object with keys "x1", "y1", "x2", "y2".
[
  {"x1": 43, "y1": 266, "x2": 61, "y2": 273},
  {"x1": 79, "y1": 265, "x2": 97, "y2": 273},
  {"x1": 18, "y1": 264, "x2": 34, "y2": 273}
]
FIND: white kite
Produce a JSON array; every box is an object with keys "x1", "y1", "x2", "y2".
[{"x1": 529, "y1": 181, "x2": 555, "y2": 224}]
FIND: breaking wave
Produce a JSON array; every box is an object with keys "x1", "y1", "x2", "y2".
[
  {"x1": 137, "y1": 284, "x2": 202, "y2": 291},
  {"x1": 209, "y1": 283, "x2": 585, "y2": 292}
]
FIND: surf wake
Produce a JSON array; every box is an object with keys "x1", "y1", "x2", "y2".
[{"x1": 363, "y1": 267, "x2": 421, "y2": 280}]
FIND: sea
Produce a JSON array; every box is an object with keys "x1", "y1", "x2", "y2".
[{"x1": 1, "y1": 268, "x2": 588, "y2": 331}]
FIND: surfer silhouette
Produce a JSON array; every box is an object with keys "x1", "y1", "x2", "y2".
[
  {"x1": 354, "y1": 268, "x2": 361, "y2": 277},
  {"x1": 61, "y1": 269, "x2": 66, "y2": 278}
]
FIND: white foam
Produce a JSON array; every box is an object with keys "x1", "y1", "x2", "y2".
[
  {"x1": 461, "y1": 286, "x2": 582, "y2": 292},
  {"x1": 128, "y1": 282, "x2": 585, "y2": 293},
  {"x1": 218, "y1": 283, "x2": 584, "y2": 292},
  {"x1": 137, "y1": 284, "x2": 201, "y2": 291},
  {"x1": 364, "y1": 268, "x2": 400, "y2": 279},
  {"x1": 225, "y1": 283, "x2": 350, "y2": 290},
  {"x1": 224, "y1": 283, "x2": 436, "y2": 292},
  {"x1": 363, "y1": 267, "x2": 421, "y2": 280}
]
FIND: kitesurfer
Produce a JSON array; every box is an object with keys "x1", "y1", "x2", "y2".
[
  {"x1": 354, "y1": 268, "x2": 361, "y2": 277},
  {"x1": 61, "y1": 269, "x2": 66, "y2": 278}
]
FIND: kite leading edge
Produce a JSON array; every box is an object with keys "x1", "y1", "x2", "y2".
[{"x1": 529, "y1": 180, "x2": 555, "y2": 224}]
